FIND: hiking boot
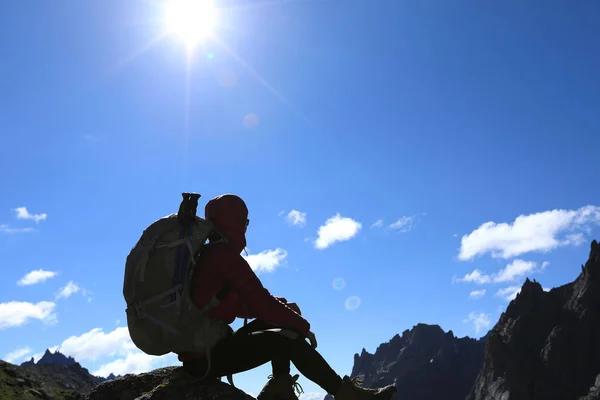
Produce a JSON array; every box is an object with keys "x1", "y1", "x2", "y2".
[
  {"x1": 257, "y1": 374, "x2": 303, "y2": 400},
  {"x1": 334, "y1": 376, "x2": 397, "y2": 400}
]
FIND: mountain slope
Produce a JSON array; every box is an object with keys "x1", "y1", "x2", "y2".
[
  {"x1": 467, "y1": 240, "x2": 600, "y2": 400},
  {"x1": 0, "y1": 360, "x2": 92, "y2": 399},
  {"x1": 0, "y1": 350, "x2": 113, "y2": 400},
  {"x1": 350, "y1": 323, "x2": 486, "y2": 399}
]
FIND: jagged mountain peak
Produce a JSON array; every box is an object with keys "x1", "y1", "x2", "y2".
[
  {"x1": 468, "y1": 239, "x2": 600, "y2": 400},
  {"x1": 350, "y1": 323, "x2": 485, "y2": 399},
  {"x1": 36, "y1": 348, "x2": 77, "y2": 366}
]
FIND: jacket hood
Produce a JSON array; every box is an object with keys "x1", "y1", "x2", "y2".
[{"x1": 205, "y1": 194, "x2": 248, "y2": 253}]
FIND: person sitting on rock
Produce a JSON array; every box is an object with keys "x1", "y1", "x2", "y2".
[{"x1": 177, "y1": 194, "x2": 397, "y2": 400}]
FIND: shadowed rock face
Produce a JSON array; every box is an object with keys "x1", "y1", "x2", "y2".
[
  {"x1": 36, "y1": 349, "x2": 77, "y2": 366},
  {"x1": 1, "y1": 359, "x2": 103, "y2": 399},
  {"x1": 467, "y1": 240, "x2": 600, "y2": 400},
  {"x1": 349, "y1": 323, "x2": 486, "y2": 400},
  {"x1": 87, "y1": 366, "x2": 255, "y2": 400}
]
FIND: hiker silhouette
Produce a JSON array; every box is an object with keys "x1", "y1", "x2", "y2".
[{"x1": 177, "y1": 194, "x2": 398, "y2": 400}]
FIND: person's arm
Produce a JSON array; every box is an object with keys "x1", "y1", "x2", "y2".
[
  {"x1": 234, "y1": 297, "x2": 254, "y2": 319},
  {"x1": 215, "y1": 246, "x2": 310, "y2": 337}
]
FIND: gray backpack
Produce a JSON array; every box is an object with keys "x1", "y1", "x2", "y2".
[{"x1": 123, "y1": 193, "x2": 231, "y2": 370}]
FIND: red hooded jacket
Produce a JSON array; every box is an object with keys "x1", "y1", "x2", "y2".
[{"x1": 178, "y1": 194, "x2": 310, "y2": 361}]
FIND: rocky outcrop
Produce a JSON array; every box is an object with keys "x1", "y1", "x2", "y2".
[
  {"x1": 21, "y1": 357, "x2": 35, "y2": 366},
  {"x1": 467, "y1": 240, "x2": 600, "y2": 400},
  {"x1": 106, "y1": 373, "x2": 120, "y2": 381},
  {"x1": 1, "y1": 360, "x2": 92, "y2": 399},
  {"x1": 87, "y1": 366, "x2": 254, "y2": 400},
  {"x1": 0, "y1": 349, "x2": 119, "y2": 399},
  {"x1": 350, "y1": 323, "x2": 486, "y2": 399},
  {"x1": 36, "y1": 349, "x2": 77, "y2": 366}
]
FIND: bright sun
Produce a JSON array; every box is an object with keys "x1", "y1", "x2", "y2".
[{"x1": 164, "y1": 0, "x2": 218, "y2": 48}]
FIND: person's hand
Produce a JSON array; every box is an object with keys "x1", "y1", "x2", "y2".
[{"x1": 307, "y1": 331, "x2": 318, "y2": 349}]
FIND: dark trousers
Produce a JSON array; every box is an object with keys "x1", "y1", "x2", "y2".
[{"x1": 183, "y1": 320, "x2": 342, "y2": 395}]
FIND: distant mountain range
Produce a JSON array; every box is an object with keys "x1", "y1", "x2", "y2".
[{"x1": 0, "y1": 349, "x2": 119, "y2": 400}]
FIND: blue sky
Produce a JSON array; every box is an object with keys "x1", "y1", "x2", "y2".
[{"x1": 1, "y1": 0, "x2": 599, "y2": 397}]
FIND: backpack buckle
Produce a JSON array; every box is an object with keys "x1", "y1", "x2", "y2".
[{"x1": 177, "y1": 192, "x2": 201, "y2": 226}]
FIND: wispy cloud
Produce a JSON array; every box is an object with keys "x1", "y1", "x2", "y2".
[
  {"x1": 84, "y1": 134, "x2": 100, "y2": 143},
  {"x1": 243, "y1": 248, "x2": 288, "y2": 273},
  {"x1": 496, "y1": 286, "x2": 522, "y2": 301},
  {"x1": 17, "y1": 269, "x2": 57, "y2": 286},
  {"x1": 454, "y1": 260, "x2": 548, "y2": 285},
  {"x1": 459, "y1": 205, "x2": 600, "y2": 260},
  {"x1": 0, "y1": 224, "x2": 35, "y2": 234},
  {"x1": 12, "y1": 207, "x2": 47, "y2": 223},
  {"x1": 55, "y1": 281, "x2": 81, "y2": 300},
  {"x1": 388, "y1": 216, "x2": 415, "y2": 232},
  {"x1": 469, "y1": 289, "x2": 487, "y2": 299},
  {"x1": 285, "y1": 210, "x2": 307, "y2": 227},
  {"x1": 314, "y1": 213, "x2": 362, "y2": 249},
  {"x1": 371, "y1": 219, "x2": 384, "y2": 229},
  {"x1": 3, "y1": 346, "x2": 32, "y2": 363},
  {"x1": 464, "y1": 312, "x2": 491, "y2": 334},
  {"x1": 0, "y1": 301, "x2": 57, "y2": 329}
]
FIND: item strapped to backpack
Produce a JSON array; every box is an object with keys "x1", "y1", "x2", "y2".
[{"x1": 123, "y1": 192, "x2": 232, "y2": 381}]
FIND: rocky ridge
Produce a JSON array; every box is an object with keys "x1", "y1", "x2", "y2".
[
  {"x1": 0, "y1": 350, "x2": 119, "y2": 400},
  {"x1": 349, "y1": 323, "x2": 486, "y2": 400},
  {"x1": 467, "y1": 240, "x2": 600, "y2": 400}
]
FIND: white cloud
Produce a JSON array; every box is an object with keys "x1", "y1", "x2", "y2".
[
  {"x1": 0, "y1": 301, "x2": 57, "y2": 329},
  {"x1": 314, "y1": 213, "x2": 362, "y2": 249},
  {"x1": 299, "y1": 393, "x2": 328, "y2": 400},
  {"x1": 13, "y1": 207, "x2": 47, "y2": 223},
  {"x1": 494, "y1": 259, "x2": 548, "y2": 283},
  {"x1": 464, "y1": 312, "x2": 492, "y2": 334},
  {"x1": 17, "y1": 269, "x2": 57, "y2": 286},
  {"x1": 371, "y1": 219, "x2": 384, "y2": 229},
  {"x1": 50, "y1": 326, "x2": 176, "y2": 377},
  {"x1": 92, "y1": 351, "x2": 156, "y2": 377},
  {"x1": 0, "y1": 224, "x2": 34, "y2": 234},
  {"x1": 389, "y1": 216, "x2": 415, "y2": 232},
  {"x1": 55, "y1": 281, "x2": 81, "y2": 300},
  {"x1": 459, "y1": 205, "x2": 600, "y2": 260},
  {"x1": 58, "y1": 327, "x2": 133, "y2": 362},
  {"x1": 496, "y1": 286, "x2": 522, "y2": 301},
  {"x1": 455, "y1": 260, "x2": 549, "y2": 285},
  {"x1": 243, "y1": 248, "x2": 288, "y2": 273},
  {"x1": 454, "y1": 269, "x2": 492, "y2": 284},
  {"x1": 285, "y1": 210, "x2": 307, "y2": 227},
  {"x1": 469, "y1": 289, "x2": 487, "y2": 299},
  {"x1": 3, "y1": 346, "x2": 32, "y2": 363}
]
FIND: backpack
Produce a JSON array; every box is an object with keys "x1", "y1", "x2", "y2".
[{"x1": 123, "y1": 192, "x2": 231, "y2": 361}]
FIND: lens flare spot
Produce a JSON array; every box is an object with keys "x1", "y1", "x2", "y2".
[
  {"x1": 332, "y1": 277, "x2": 346, "y2": 291},
  {"x1": 345, "y1": 296, "x2": 361, "y2": 311},
  {"x1": 243, "y1": 114, "x2": 260, "y2": 129}
]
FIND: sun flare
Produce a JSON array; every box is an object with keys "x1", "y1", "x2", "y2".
[{"x1": 164, "y1": 0, "x2": 218, "y2": 48}]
